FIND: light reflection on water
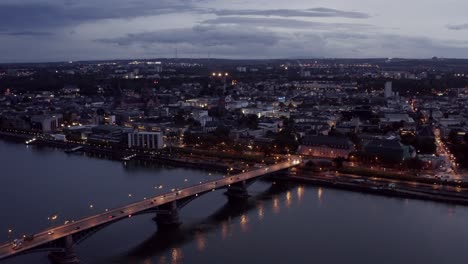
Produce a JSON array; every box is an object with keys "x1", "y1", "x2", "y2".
[
  {"x1": 286, "y1": 191, "x2": 292, "y2": 208},
  {"x1": 3, "y1": 140, "x2": 468, "y2": 264},
  {"x1": 195, "y1": 230, "x2": 206, "y2": 252},
  {"x1": 240, "y1": 214, "x2": 249, "y2": 233},
  {"x1": 257, "y1": 202, "x2": 264, "y2": 221},
  {"x1": 273, "y1": 197, "x2": 280, "y2": 214},
  {"x1": 297, "y1": 186, "x2": 304, "y2": 202}
]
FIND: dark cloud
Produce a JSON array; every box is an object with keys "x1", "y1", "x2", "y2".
[
  {"x1": 97, "y1": 25, "x2": 280, "y2": 47},
  {"x1": 447, "y1": 23, "x2": 468, "y2": 30},
  {"x1": 1, "y1": 1, "x2": 468, "y2": 61},
  {"x1": 200, "y1": 17, "x2": 373, "y2": 30},
  {"x1": 0, "y1": 31, "x2": 53, "y2": 36},
  {"x1": 0, "y1": 0, "x2": 201, "y2": 31},
  {"x1": 0, "y1": 2, "x2": 369, "y2": 33},
  {"x1": 210, "y1": 7, "x2": 370, "y2": 19},
  {"x1": 95, "y1": 24, "x2": 468, "y2": 60}
]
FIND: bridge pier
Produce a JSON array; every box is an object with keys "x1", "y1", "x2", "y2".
[
  {"x1": 154, "y1": 201, "x2": 181, "y2": 228},
  {"x1": 48, "y1": 235, "x2": 80, "y2": 264},
  {"x1": 225, "y1": 180, "x2": 250, "y2": 202}
]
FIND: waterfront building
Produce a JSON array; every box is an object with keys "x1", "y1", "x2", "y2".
[
  {"x1": 363, "y1": 139, "x2": 412, "y2": 162},
  {"x1": 127, "y1": 131, "x2": 164, "y2": 149},
  {"x1": 298, "y1": 135, "x2": 354, "y2": 159},
  {"x1": 31, "y1": 114, "x2": 63, "y2": 132},
  {"x1": 88, "y1": 125, "x2": 126, "y2": 144}
]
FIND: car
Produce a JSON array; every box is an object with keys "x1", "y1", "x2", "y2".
[
  {"x1": 11, "y1": 239, "x2": 23, "y2": 250},
  {"x1": 75, "y1": 226, "x2": 80, "y2": 230},
  {"x1": 47, "y1": 231, "x2": 54, "y2": 235},
  {"x1": 23, "y1": 235, "x2": 34, "y2": 241},
  {"x1": 108, "y1": 215, "x2": 114, "y2": 219}
]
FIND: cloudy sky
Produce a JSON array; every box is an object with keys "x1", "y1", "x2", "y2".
[{"x1": 1, "y1": 0, "x2": 468, "y2": 62}]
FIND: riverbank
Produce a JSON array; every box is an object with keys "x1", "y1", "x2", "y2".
[
  {"x1": 282, "y1": 173, "x2": 468, "y2": 206},
  {"x1": 0, "y1": 130, "x2": 233, "y2": 174},
  {"x1": 3, "y1": 129, "x2": 468, "y2": 206}
]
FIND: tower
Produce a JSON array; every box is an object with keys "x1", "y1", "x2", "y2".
[{"x1": 384, "y1": 82, "x2": 392, "y2": 98}]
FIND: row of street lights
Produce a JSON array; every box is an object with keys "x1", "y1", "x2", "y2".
[{"x1": 5, "y1": 168, "x2": 248, "y2": 242}]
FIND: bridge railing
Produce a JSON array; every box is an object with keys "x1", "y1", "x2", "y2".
[{"x1": 0, "y1": 159, "x2": 301, "y2": 259}]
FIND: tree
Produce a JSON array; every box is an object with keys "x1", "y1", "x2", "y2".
[
  {"x1": 233, "y1": 144, "x2": 245, "y2": 153},
  {"x1": 96, "y1": 108, "x2": 105, "y2": 116},
  {"x1": 273, "y1": 130, "x2": 298, "y2": 154},
  {"x1": 280, "y1": 116, "x2": 295, "y2": 130},
  {"x1": 404, "y1": 158, "x2": 424, "y2": 170},
  {"x1": 182, "y1": 131, "x2": 196, "y2": 145},
  {"x1": 401, "y1": 133, "x2": 416, "y2": 146},
  {"x1": 239, "y1": 114, "x2": 259, "y2": 129},
  {"x1": 173, "y1": 110, "x2": 186, "y2": 125},
  {"x1": 329, "y1": 126, "x2": 344, "y2": 137},
  {"x1": 415, "y1": 137, "x2": 436, "y2": 154},
  {"x1": 208, "y1": 106, "x2": 226, "y2": 118},
  {"x1": 305, "y1": 160, "x2": 316, "y2": 168},
  {"x1": 333, "y1": 157, "x2": 345, "y2": 168},
  {"x1": 448, "y1": 129, "x2": 461, "y2": 144},
  {"x1": 214, "y1": 125, "x2": 230, "y2": 138}
]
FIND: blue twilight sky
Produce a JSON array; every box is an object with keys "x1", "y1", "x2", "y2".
[{"x1": 1, "y1": 0, "x2": 468, "y2": 62}]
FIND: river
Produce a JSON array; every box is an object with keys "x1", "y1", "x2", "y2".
[{"x1": 1, "y1": 140, "x2": 468, "y2": 264}]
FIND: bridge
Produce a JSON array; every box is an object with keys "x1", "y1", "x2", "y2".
[{"x1": 0, "y1": 159, "x2": 301, "y2": 264}]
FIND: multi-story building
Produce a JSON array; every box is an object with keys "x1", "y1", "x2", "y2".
[
  {"x1": 127, "y1": 131, "x2": 164, "y2": 149},
  {"x1": 31, "y1": 114, "x2": 63, "y2": 132},
  {"x1": 298, "y1": 136, "x2": 355, "y2": 159}
]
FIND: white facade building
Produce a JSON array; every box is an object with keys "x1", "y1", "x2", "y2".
[{"x1": 128, "y1": 131, "x2": 164, "y2": 149}]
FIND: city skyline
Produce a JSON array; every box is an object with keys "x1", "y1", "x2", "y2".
[{"x1": 1, "y1": 0, "x2": 468, "y2": 63}]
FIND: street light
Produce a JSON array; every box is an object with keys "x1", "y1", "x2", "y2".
[{"x1": 48, "y1": 214, "x2": 58, "y2": 228}]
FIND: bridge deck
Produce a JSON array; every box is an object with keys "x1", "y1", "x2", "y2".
[{"x1": 0, "y1": 159, "x2": 300, "y2": 260}]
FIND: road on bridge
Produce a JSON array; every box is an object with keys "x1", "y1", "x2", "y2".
[{"x1": 0, "y1": 159, "x2": 301, "y2": 261}]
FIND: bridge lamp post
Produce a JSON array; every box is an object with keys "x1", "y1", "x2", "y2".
[
  {"x1": 7, "y1": 229, "x2": 12, "y2": 240},
  {"x1": 48, "y1": 214, "x2": 58, "y2": 228}
]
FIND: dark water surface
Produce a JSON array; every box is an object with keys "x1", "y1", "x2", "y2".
[{"x1": 1, "y1": 140, "x2": 468, "y2": 264}]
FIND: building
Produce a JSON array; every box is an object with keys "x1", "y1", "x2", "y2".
[
  {"x1": 31, "y1": 114, "x2": 63, "y2": 132},
  {"x1": 298, "y1": 136, "x2": 355, "y2": 159},
  {"x1": 384, "y1": 81, "x2": 393, "y2": 98},
  {"x1": 128, "y1": 131, "x2": 164, "y2": 149},
  {"x1": 87, "y1": 125, "x2": 125, "y2": 144},
  {"x1": 363, "y1": 139, "x2": 412, "y2": 162}
]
